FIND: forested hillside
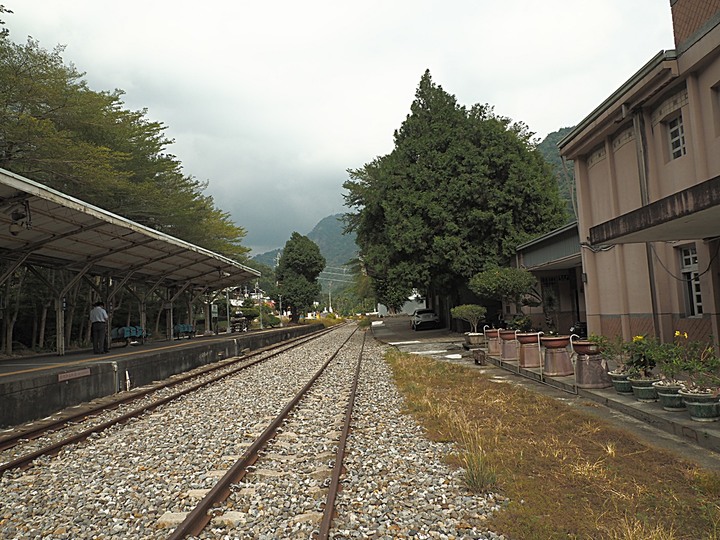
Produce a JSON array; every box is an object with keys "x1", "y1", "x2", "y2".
[
  {"x1": 252, "y1": 214, "x2": 357, "y2": 270},
  {"x1": 537, "y1": 126, "x2": 576, "y2": 220}
]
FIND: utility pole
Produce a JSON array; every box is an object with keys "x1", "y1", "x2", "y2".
[
  {"x1": 225, "y1": 288, "x2": 231, "y2": 334},
  {"x1": 255, "y1": 282, "x2": 263, "y2": 330}
]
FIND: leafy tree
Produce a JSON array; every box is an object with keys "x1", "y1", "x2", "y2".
[
  {"x1": 0, "y1": 31, "x2": 253, "y2": 353},
  {"x1": 450, "y1": 304, "x2": 487, "y2": 334},
  {"x1": 373, "y1": 277, "x2": 411, "y2": 314},
  {"x1": 327, "y1": 257, "x2": 376, "y2": 315},
  {"x1": 276, "y1": 232, "x2": 326, "y2": 323},
  {"x1": 0, "y1": 36, "x2": 249, "y2": 259},
  {"x1": 469, "y1": 266, "x2": 539, "y2": 311},
  {"x1": 0, "y1": 5, "x2": 11, "y2": 38},
  {"x1": 344, "y1": 70, "x2": 567, "y2": 300}
]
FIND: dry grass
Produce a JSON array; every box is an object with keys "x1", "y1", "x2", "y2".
[{"x1": 386, "y1": 349, "x2": 720, "y2": 540}]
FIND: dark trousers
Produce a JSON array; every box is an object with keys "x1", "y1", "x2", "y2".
[{"x1": 92, "y1": 322, "x2": 107, "y2": 353}]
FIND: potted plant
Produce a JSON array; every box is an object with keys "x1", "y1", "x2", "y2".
[
  {"x1": 592, "y1": 335, "x2": 633, "y2": 394},
  {"x1": 679, "y1": 339, "x2": 720, "y2": 422},
  {"x1": 508, "y1": 314, "x2": 533, "y2": 332},
  {"x1": 469, "y1": 266, "x2": 539, "y2": 331},
  {"x1": 469, "y1": 265, "x2": 564, "y2": 336},
  {"x1": 540, "y1": 334, "x2": 571, "y2": 349},
  {"x1": 652, "y1": 331, "x2": 693, "y2": 411},
  {"x1": 483, "y1": 326, "x2": 502, "y2": 355},
  {"x1": 450, "y1": 304, "x2": 487, "y2": 346},
  {"x1": 571, "y1": 334, "x2": 612, "y2": 389},
  {"x1": 625, "y1": 335, "x2": 660, "y2": 402}
]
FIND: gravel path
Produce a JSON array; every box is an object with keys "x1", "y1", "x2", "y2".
[{"x1": 0, "y1": 325, "x2": 506, "y2": 539}]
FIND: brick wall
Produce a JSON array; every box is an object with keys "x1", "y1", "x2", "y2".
[{"x1": 671, "y1": 0, "x2": 720, "y2": 49}]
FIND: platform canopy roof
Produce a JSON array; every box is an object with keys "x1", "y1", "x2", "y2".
[{"x1": 0, "y1": 168, "x2": 260, "y2": 290}]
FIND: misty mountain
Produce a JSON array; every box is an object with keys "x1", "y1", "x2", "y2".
[
  {"x1": 252, "y1": 214, "x2": 358, "y2": 271},
  {"x1": 537, "y1": 126, "x2": 576, "y2": 220},
  {"x1": 252, "y1": 127, "x2": 576, "y2": 273}
]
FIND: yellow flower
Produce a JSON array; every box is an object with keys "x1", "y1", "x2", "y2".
[
  {"x1": 674, "y1": 330, "x2": 689, "y2": 339},
  {"x1": 632, "y1": 335, "x2": 644, "y2": 342}
]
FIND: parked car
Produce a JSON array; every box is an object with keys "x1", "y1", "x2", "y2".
[{"x1": 411, "y1": 308, "x2": 440, "y2": 330}]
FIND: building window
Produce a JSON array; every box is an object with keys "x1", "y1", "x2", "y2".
[
  {"x1": 667, "y1": 114, "x2": 687, "y2": 159},
  {"x1": 680, "y1": 246, "x2": 703, "y2": 316}
]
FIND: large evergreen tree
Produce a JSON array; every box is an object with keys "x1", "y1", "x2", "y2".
[
  {"x1": 344, "y1": 70, "x2": 567, "y2": 300},
  {"x1": 276, "y1": 232, "x2": 326, "y2": 323}
]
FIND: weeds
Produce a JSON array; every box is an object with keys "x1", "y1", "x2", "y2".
[
  {"x1": 386, "y1": 349, "x2": 720, "y2": 539},
  {"x1": 597, "y1": 515, "x2": 679, "y2": 540}
]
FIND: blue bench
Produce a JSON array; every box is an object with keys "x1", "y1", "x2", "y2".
[
  {"x1": 111, "y1": 326, "x2": 147, "y2": 346},
  {"x1": 173, "y1": 323, "x2": 195, "y2": 339}
]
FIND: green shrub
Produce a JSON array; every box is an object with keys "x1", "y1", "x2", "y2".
[{"x1": 450, "y1": 304, "x2": 487, "y2": 333}]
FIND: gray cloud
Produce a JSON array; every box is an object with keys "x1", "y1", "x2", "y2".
[{"x1": 8, "y1": 0, "x2": 673, "y2": 253}]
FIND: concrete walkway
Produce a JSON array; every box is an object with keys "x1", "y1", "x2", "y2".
[{"x1": 371, "y1": 315, "x2": 720, "y2": 471}]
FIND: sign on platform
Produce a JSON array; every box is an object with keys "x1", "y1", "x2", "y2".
[{"x1": 58, "y1": 368, "x2": 91, "y2": 382}]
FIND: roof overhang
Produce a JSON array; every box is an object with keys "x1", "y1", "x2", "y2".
[
  {"x1": 589, "y1": 174, "x2": 720, "y2": 245},
  {"x1": 523, "y1": 253, "x2": 583, "y2": 272},
  {"x1": 516, "y1": 222, "x2": 582, "y2": 271},
  {"x1": 559, "y1": 50, "x2": 679, "y2": 159},
  {"x1": 0, "y1": 167, "x2": 260, "y2": 289}
]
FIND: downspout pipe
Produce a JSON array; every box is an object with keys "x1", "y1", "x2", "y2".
[{"x1": 632, "y1": 110, "x2": 661, "y2": 339}]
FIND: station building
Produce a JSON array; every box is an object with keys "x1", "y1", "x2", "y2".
[{"x1": 555, "y1": 0, "x2": 720, "y2": 343}]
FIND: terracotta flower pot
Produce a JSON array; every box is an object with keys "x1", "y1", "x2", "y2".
[
  {"x1": 517, "y1": 332, "x2": 541, "y2": 345},
  {"x1": 499, "y1": 330, "x2": 519, "y2": 361},
  {"x1": 540, "y1": 335, "x2": 570, "y2": 349},
  {"x1": 572, "y1": 340, "x2": 600, "y2": 355},
  {"x1": 484, "y1": 328, "x2": 501, "y2": 339},
  {"x1": 517, "y1": 332, "x2": 542, "y2": 368}
]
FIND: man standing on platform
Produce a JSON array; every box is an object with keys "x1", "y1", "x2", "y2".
[{"x1": 90, "y1": 301, "x2": 109, "y2": 354}]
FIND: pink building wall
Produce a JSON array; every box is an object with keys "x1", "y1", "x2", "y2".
[{"x1": 560, "y1": 1, "x2": 720, "y2": 343}]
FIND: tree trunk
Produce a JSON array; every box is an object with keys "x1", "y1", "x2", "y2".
[
  {"x1": 31, "y1": 302, "x2": 38, "y2": 351},
  {"x1": 4, "y1": 269, "x2": 26, "y2": 356},
  {"x1": 64, "y1": 281, "x2": 81, "y2": 348},
  {"x1": 38, "y1": 302, "x2": 49, "y2": 350},
  {"x1": 154, "y1": 308, "x2": 163, "y2": 338}
]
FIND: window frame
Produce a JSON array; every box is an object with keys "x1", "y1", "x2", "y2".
[
  {"x1": 667, "y1": 113, "x2": 687, "y2": 160},
  {"x1": 679, "y1": 245, "x2": 703, "y2": 317}
]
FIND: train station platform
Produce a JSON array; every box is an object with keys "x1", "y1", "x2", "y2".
[
  {"x1": 371, "y1": 315, "x2": 720, "y2": 470},
  {"x1": 0, "y1": 324, "x2": 322, "y2": 428}
]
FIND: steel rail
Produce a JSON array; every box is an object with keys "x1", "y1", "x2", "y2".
[
  {"x1": 0, "y1": 327, "x2": 334, "y2": 452},
  {"x1": 167, "y1": 326, "x2": 359, "y2": 539},
  {"x1": 0, "y1": 326, "x2": 339, "y2": 474},
  {"x1": 316, "y1": 331, "x2": 366, "y2": 539}
]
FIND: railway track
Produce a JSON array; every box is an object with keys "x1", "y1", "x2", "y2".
[
  {"x1": 0, "y1": 323, "x2": 501, "y2": 539},
  {"x1": 0, "y1": 325, "x2": 337, "y2": 475},
  {"x1": 164, "y1": 324, "x2": 364, "y2": 539}
]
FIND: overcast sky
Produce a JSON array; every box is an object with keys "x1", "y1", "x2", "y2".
[{"x1": 7, "y1": 1, "x2": 674, "y2": 255}]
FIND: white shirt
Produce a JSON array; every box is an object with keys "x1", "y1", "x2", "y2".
[{"x1": 90, "y1": 305, "x2": 108, "y2": 323}]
